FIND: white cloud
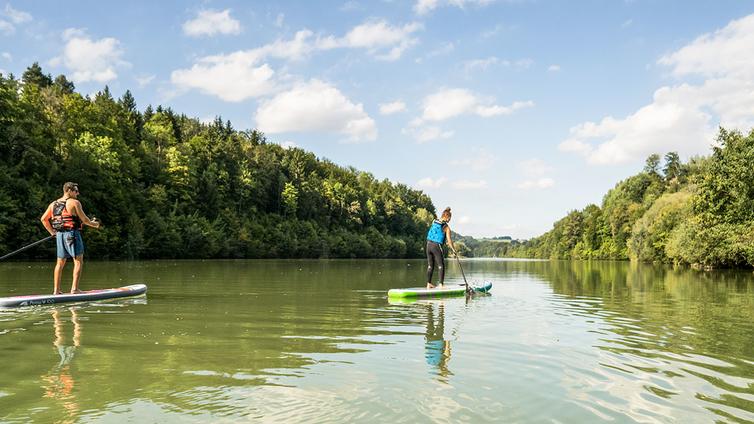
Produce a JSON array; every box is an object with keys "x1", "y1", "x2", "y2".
[
  {"x1": 410, "y1": 126, "x2": 454, "y2": 143},
  {"x1": 513, "y1": 58, "x2": 533, "y2": 69},
  {"x1": 452, "y1": 179, "x2": 487, "y2": 189},
  {"x1": 481, "y1": 23, "x2": 514, "y2": 39},
  {"x1": 417, "y1": 177, "x2": 486, "y2": 190},
  {"x1": 450, "y1": 148, "x2": 495, "y2": 171},
  {"x1": 0, "y1": 68, "x2": 5, "y2": 75},
  {"x1": 1, "y1": 52, "x2": 10, "y2": 61},
  {"x1": 414, "y1": 0, "x2": 439, "y2": 15},
  {"x1": 4, "y1": 4, "x2": 31, "y2": 24},
  {"x1": 519, "y1": 158, "x2": 552, "y2": 177},
  {"x1": 426, "y1": 42, "x2": 455, "y2": 58},
  {"x1": 420, "y1": 88, "x2": 534, "y2": 122},
  {"x1": 414, "y1": 0, "x2": 495, "y2": 15},
  {"x1": 417, "y1": 176, "x2": 447, "y2": 189},
  {"x1": 464, "y1": 57, "x2": 532, "y2": 73},
  {"x1": 516, "y1": 159, "x2": 554, "y2": 190},
  {"x1": 0, "y1": 4, "x2": 31, "y2": 35},
  {"x1": 50, "y1": 29, "x2": 128, "y2": 83},
  {"x1": 183, "y1": 9, "x2": 241, "y2": 37},
  {"x1": 658, "y1": 14, "x2": 754, "y2": 80},
  {"x1": 172, "y1": 30, "x2": 316, "y2": 99},
  {"x1": 172, "y1": 21, "x2": 420, "y2": 101},
  {"x1": 379, "y1": 100, "x2": 407, "y2": 115},
  {"x1": 560, "y1": 13, "x2": 754, "y2": 165},
  {"x1": 136, "y1": 74, "x2": 155, "y2": 87},
  {"x1": 255, "y1": 79, "x2": 377, "y2": 142},
  {"x1": 317, "y1": 20, "x2": 422, "y2": 61},
  {"x1": 622, "y1": 19, "x2": 633, "y2": 28},
  {"x1": 516, "y1": 178, "x2": 554, "y2": 190},
  {"x1": 279, "y1": 140, "x2": 298, "y2": 149},
  {"x1": 464, "y1": 57, "x2": 500, "y2": 73},
  {"x1": 0, "y1": 20, "x2": 12, "y2": 35},
  {"x1": 458, "y1": 215, "x2": 471, "y2": 224},
  {"x1": 340, "y1": 1, "x2": 361, "y2": 11},
  {"x1": 171, "y1": 51, "x2": 277, "y2": 101},
  {"x1": 170, "y1": 29, "x2": 318, "y2": 101},
  {"x1": 274, "y1": 13, "x2": 285, "y2": 28},
  {"x1": 548, "y1": 64, "x2": 560, "y2": 72}
]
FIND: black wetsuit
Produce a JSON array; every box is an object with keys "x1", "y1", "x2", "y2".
[{"x1": 426, "y1": 241, "x2": 445, "y2": 285}]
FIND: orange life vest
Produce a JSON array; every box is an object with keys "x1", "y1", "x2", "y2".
[{"x1": 50, "y1": 199, "x2": 82, "y2": 231}]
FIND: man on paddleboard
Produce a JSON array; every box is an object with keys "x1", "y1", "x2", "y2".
[
  {"x1": 426, "y1": 207, "x2": 457, "y2": 289},
  {"x1": 40, "y1": 182, "x2": 101, "y2": 294}
]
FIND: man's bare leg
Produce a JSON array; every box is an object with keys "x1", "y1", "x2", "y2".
[
  {"x1": 70, "y1": 255, "x2": 83, "y2": 293},
  {"x1": 54, "y1": 258, "x2": 66, "y2": 294}
]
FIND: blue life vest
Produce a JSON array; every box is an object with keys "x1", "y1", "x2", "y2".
[{"x1": 427, "y1": 220, "x2": 446, "y2": 244}]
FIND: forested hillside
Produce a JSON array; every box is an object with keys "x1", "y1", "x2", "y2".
[
  {"x1": 506, "y1": 129, "x2": 754, "y2": 268},
  {"x1": 0, "y1": 64, "x2": 437, "y2": 259}
]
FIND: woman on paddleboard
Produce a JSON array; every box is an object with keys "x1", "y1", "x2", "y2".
[{"x1": 426, "y1": 207, "x2": 457, "y2": 289}]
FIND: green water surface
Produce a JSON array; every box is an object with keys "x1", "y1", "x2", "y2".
[{"x1": 1, "y1": 259, "x2": 753, "y2": 423}]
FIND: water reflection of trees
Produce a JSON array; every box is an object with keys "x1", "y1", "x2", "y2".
[{"x1": 469, "y1": 259, "x2": 754, "y2": 422}]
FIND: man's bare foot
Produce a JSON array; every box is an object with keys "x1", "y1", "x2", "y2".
[
  {"x1": 70, "y1": 289, "x2": 82, "y2": 294},
  {"x1": 426, "y1": 283, "x2": 436, "y2": 289}
]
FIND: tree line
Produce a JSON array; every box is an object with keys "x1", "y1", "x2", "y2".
[
  {"x1": 499, "y1": 129, "x2": 754, "y2": 268},
  {"x1": 0, "y1": 64, "x2": 438, "y2": 259}
]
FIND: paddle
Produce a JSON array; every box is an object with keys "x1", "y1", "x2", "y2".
[
  {"x1": 0, "y1": 235, "x2": 54, "y2": 261},
  {"x1": 452, "y1": 249, "x2": 473, "y2": 294}
]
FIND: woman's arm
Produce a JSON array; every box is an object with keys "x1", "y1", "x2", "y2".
[{"x1": 444, "y1": 225, "x2": 456, "y2": 254}]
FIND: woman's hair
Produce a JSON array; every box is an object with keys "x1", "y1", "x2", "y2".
[{"x1": 440, "y1": 207, "x2": 452, "y2": 221}]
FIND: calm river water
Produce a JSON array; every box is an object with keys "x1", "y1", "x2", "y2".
[{"x1": 0, "y1": 259, "x2": 753, "y2": 423}]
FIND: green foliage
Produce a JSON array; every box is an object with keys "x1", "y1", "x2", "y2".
[
  {"x1": 504, "y1": 135, "x2": 754, "y2": 269},
  {"x1": 628, "y1": 190, "x2": 692, "y2": 262},
  {"x1": 0, "y1": 65, "x2": 435, "y2": 260}
]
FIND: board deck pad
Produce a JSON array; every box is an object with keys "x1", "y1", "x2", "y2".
[
  {"x1": 388, "y1": 282, "x2": 492, "y2": 298},
  {"x1": 0, "y1": 284, "x2": 148, "y2": 308}
]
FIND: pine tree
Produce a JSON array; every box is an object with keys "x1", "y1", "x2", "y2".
[
  {"x1": 53, "y1": 74, "x2": 75, "y2": 94},
  {"x1": 21, "y1": 62, "x2": 52, "y2": 87}
]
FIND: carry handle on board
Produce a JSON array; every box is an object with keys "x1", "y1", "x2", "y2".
[{"x1": 0, "y1": 235, "x2": 54, "y2": 261}]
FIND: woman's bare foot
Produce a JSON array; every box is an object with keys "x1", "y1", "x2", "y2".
[
  {"x1": 426, "y1": 283, "x2": 436, "y2": 289},
  {"x1": 70, "y1": 289, "x2": 82, "y2": 294},
  {"x1": 53, "y1": 291, "x2": 62, "y2": 295}
]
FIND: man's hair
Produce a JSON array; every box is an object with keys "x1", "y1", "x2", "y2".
[{"x1": 63, "y1": 182, "x2": 79, "y2": 193}]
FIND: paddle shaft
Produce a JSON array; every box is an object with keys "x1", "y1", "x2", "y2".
[
  {"x1": 0, "y1": 235, "x2": 54, "y2": 261},
  {"x1": 453, "y1": 252, "x2": 471, "y2": 293}
]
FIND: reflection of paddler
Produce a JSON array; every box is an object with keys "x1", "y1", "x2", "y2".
[
  {"x1": 424, "y1": 303, "x2": 452, "y2": 377},
  {"x1": 42, "y1": 308, "x2": 81, "y2": 423}
]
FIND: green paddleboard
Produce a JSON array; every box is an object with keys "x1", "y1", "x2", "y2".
[{"x1": 388, "y1": 282, "x2": 492, "y2": 298}]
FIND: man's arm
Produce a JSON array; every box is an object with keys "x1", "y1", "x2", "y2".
[
  {"x1": 40, "y1": 204, "x2": 55, "y2": 236},
  {"x1": 71, "y1": 200, "x2": 100, "y2": 228}
]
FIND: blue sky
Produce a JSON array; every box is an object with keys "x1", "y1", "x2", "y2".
[{"x1": 2, "y1": 1, "x2": 753, "y2": 238}]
